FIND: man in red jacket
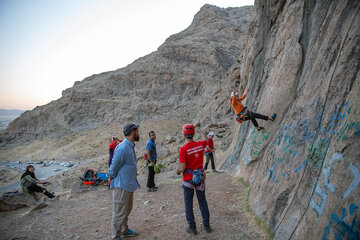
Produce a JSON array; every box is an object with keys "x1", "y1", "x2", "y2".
[{"x1": 176, "y1": 124, "x2": 211, "y2": 235}]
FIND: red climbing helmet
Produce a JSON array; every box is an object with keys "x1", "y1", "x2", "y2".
[{"x1": 182, "y1": 124, "x2": 195, "y2": 136}]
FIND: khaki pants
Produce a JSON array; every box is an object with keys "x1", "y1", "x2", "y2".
[{"x1": 112, "y1": 188, "x2": 134, "y2": 240}]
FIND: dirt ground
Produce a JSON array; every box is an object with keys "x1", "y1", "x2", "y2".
[{"x1": 0, "y1": 170, "x2": 270, "y2": 240}]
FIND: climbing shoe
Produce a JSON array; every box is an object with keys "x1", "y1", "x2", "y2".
[
  {"x1": 121, "y1": 228, "x2": 138, "y2": 237},
  {"x1": 186, "y1": 226, "x2": 197, "y2": 235},
  {"x1": 205, "y1": 225, "x2": 212, "y2": 233},
  {"x1": 256, "y1": 127, "x2": 264, "y2": 131},
  {"x1": 44, "y1": 191, "x2": 55, "y2": 199},
  {"x1": 270, "y1": 113, "x2": 276, "y2": 121}
]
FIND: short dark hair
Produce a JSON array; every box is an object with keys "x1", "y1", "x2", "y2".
[
  {"x1": 149, "y1": 131, "x2": 155, "y2": 137},
  {"x1": 123, "y1": 123, "x2": 140, "y2": 136}
]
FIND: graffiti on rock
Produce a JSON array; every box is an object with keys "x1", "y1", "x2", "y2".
[
  {"x1": 341, "y1": 163, "x2": 360, "y2": 199},
  {"x1": 310, "y1": 153, "x2": 344, "y2": 218},
  {"x1": 269, "y1": 120, "x2": 311, "y2": 183},
  {"x1": 240, "y1": 128, "x2": 270, "y2": 165},
  {"x1": 310, "y1": 151, "x2": 360, "y2": 222},
  {"x1": 269, "y1": 98, "x2": 359, "y2": 183},
  {"x1": 322, "y1": 200, "x2": 360, "y2": 240}
]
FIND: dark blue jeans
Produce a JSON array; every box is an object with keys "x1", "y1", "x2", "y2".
[
  {"x1": 183, "y1": 186, "x2": 210, "y2": 228},
  {"x1": 147, "y1": 166, "x2": 155, "y2": 188}
]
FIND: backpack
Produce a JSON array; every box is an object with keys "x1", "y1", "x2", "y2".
[
  {"x1": 80, "y1": 168, "x2": 100, "y2": 185},
  {"x1": 192, "y1": 170, "x2": 205, "y2": 186}
]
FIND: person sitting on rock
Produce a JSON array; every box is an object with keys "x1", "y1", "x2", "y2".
[
  {"x1": 20, "y1": 165, "x2": 55, "y2": 198},
  {"x1": 231, "y1": 88, "x2": 276, "y2": 131}
]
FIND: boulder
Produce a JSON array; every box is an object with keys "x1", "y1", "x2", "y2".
[{"x1": 0, "y1": 192, "x2": 41, "y2": 211}]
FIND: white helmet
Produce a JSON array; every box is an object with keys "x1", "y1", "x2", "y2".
[
  {"x1": 230, "y1": 91, "x2": 239, "y2": 97},
  {"x1": 208, "y1": 131, "x2": 215, "y2": 136}
]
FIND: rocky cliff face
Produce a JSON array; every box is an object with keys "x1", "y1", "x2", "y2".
[
  {"x1": 1, "y1": 1, "x2": 359, "y2": 239},
  {"x1": 218, "y1": 0, "x2": 360, "y2": 239},
  {"x1": 2, "y1": 5, "x2": 252, "y2": 140}
]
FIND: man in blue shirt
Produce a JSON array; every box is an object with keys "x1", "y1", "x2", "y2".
[
  {"x1": 108, "y1": 123, "x2": 140, "y2": 240},
  {"x1": 146, "y1": 131, "x2": 158, "y2": 192}
]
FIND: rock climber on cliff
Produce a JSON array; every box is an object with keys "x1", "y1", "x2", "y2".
[{"x1": 231, "y1": 88, "x2": 276, "y2": 131}]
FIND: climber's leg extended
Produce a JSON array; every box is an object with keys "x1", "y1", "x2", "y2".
[
  {"x1": 249, "y1": 111, "x2": 269, "y2": 121},
  {"x1": 245, "y1": 111, "x2": 274, "y2": 131}
]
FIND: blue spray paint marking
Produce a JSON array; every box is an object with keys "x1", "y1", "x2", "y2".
[
  {"x1": 310, "y1": 183, "x2": 328, "y2": 219},
  {"x1": 349, "y1": 203, "x2": 355, "y2": 215},
  {"x1": 322, "y1": 202, "x2": 360, "y2": 240},
  {"x1": 341, "y1": 163, "x2": 360, "y2": 199},
  {"x1": 336, "y1": 122, "x2": 360, "y2": 142},
  {"x1": 325, "y1": 100, "x2": 350, "y2": 136},
  {"x1": 269, "y1": 98, "x2": 357, "y2": 184},
  {"x1": 269, "y1": 122, "x2": 305, "y2": 183},
  {"x1": 323, "y1": 153, "x2": 344, "y2": 193},
  {"x1": 294, "y1": 160, "x2": 306, "y2": 173},
  {"x1": 241, "y1": 129, "x2": 270, "y2": 165},
  {"x1": 310, "y1": 152, "x2": 344, "y2": 218}
]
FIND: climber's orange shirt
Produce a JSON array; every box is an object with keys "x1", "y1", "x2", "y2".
[{"x1": 231, "y1": 93, "x2": 247, "y2": 115}]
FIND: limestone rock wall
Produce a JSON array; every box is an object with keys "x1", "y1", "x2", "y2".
[{"x1": 220, "y1": 0, "x2": 360, "y2": 239}]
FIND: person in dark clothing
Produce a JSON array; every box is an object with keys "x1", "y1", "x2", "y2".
[
  {"x1": 21, "y1": 165, "x2": 55, "y2": 198},
  {"x1": 146, "y1": 131, "x2": 158, "y2": 192}
]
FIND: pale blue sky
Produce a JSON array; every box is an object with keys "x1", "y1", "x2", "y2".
[{"x1": 0, "y1": 0, "x2": 253, "y2": 110}]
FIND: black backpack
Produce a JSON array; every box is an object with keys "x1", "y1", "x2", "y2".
[{"x1": 80, "y1": 169, "x2": 100, "y2": 185}]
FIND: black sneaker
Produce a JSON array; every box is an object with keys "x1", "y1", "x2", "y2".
[
  {"x1": 152, "y1": 186, "x2": 158, "y2": 190},
  {"x1": 186, "y1": 226, "x2": 197, "y2": 235},
  {"x1": 205, "y1": 225, "x2": 212, "y2": 233},
  {"x1": 147, "y1": 188, "x2": 157, "y2": 192}
]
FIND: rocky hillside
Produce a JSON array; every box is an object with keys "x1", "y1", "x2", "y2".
[
  {"x1": 215, "y1": 0, "x2": 360, "y2": 239},
  {"x1": 1, "y1": 4, "x2": 252, "y2": 140}
]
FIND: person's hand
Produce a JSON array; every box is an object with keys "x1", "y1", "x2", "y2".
[
  {"x1": 107, "y1": 178, "x2": 112, "y2": 187},
  {"x1": 245, "y1": 88, "x2": 250, "y2": 94},
  {"x1": 176, "y1": 169, "x2": 181, "y2": 175},
  {"x1": 151, "y1": 162, "x2": 155, "y2": 167}
]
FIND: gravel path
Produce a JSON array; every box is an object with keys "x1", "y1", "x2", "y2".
[{"x1": 0, "y1": 170, "x2": 270, "y2": 240}]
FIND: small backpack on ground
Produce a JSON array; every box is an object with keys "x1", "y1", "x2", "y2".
[{"x1": 80, "y1": 169, "x2": 100, "y2": 185}]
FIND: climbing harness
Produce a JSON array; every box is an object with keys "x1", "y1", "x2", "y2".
[
  {"x1": 182, "y1": 168, "x2": 206, "y2": 191},
  {"x1": 236, "y1": 107, "x2": 248, "y2": 123}
]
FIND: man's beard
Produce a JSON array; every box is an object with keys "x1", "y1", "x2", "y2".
[{"x1": 134, "y1": 133, "x2": 140, "y2": 142}]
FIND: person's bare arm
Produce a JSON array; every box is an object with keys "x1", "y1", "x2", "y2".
[
  {"x1": 107, "y1": 178, "x2": 112, "y2": 187},
  {"x1": 196, "y1": 127, "x2": 207, "y2": 140},
  {"x1": 176, "y1": 163, "x2": 186, "y2": 175}
]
